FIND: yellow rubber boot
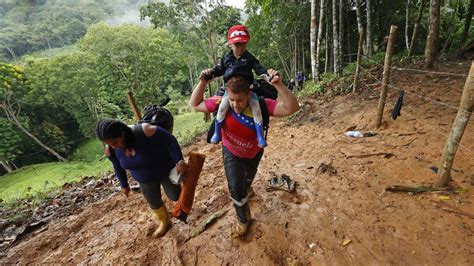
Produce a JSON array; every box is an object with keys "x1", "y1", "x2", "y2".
[{"x1": 151, "y1": 205, "x2": 169, "y2": 238}]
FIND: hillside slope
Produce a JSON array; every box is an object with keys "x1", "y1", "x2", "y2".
[{"x1": 2, "y1": 60, "x2": 473, "y2": 265}]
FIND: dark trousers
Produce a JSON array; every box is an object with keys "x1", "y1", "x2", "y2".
[
  {"x1": 222, "y1": 146, "x2": 264, "y2": 223},
  {"x1": 139, "y1": 175, "x2": 181, "y2": 209}
]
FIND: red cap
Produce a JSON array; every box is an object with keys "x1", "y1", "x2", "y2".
[{"x1": 227, "y1": 25, "x2": 250, "y2": 44}]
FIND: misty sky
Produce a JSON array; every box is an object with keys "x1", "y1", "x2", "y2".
[{"x1": 225, "y1": 0, "x2": 246, "y2": 9}]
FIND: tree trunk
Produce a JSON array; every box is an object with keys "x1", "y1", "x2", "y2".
[
  {"x1": 408, "y1": 0, "x2": 426, "y2": 57},
  {"x1": 437, "y1": 62, "x2": 474, "y2": 187},
  {"x1": 339, "y1": 0, "x2": 344, "y2": 69},
  {"x1": 366, "y1": 0, "x2": 374, "y2": 56},
  {"x1": 302, "y1": 40, "x2": 305, "y2": 76},
  {"x1": 325, "y1": 1, "x2": 330, "y2": 73},
  {"x1": 332, "y1": 0, "x2": 340, "y2": 73},
  {"x1": 0, "y1": 161, "x2": 13, "y2": 173},
  {"x1": 316, "y1": 0, "x2": 326, "y2": 81},
  {"x1": 345, "y1": 3, "x2": 352, "y2": 62},
  {"x1": 405, "y1": 0, "x2": 411, "y2": 50},
  {"x1": 461, "y1": 0, "x2": 474, "y2": 43},
  {"x1": 294, "y1": 34, "x2": 298, "y2": 78},
  {"x1": 424, "y1": 0, "x2": 441, "y2": 68},
  {"x1": 355, "y1": 0, "x2": 364, "y2": 36},
  {"x1": 375, "y1": 25, "x2": 398, "y2": 128},
  {"x1": 353, "y1": 29, "x2": 365, "y2": 93}
]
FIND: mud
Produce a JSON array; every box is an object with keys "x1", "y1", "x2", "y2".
[{"x1": 1, "y1": 60, "x2": 473, "y2": 265}]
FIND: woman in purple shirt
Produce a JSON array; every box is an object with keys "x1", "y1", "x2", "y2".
[{"x1": 96, "y1": 119, "x2": 186, "y2": 237}]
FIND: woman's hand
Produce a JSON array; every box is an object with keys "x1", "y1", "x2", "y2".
[{"x1": 176, "y1": 160, "x2": 188, "y2": 176}]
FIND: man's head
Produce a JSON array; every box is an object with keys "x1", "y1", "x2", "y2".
[
  {"x1": 226, "y1": 75, "x2": 252, "y2": 114},
  {"x1": 228, "y1": 25, "x2": 249, "y2": 57}
]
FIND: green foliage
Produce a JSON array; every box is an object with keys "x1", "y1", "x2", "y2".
[
  {"x1": 300, "y1": 72, "x2": 338, "y2": 96},
  {"x1": 140, "y1": 0, "x2": 242, "y2": 83},
  {"x1": 0, "y1": 62, "x2": 28, "y2": 99},
  {"x1": 0, "y1": 0, "x2": 144, "y2": 60},
  {"x1": 0, "y1": 159, "x2": 112, "y2": 206},
  {"x1": 71, "y1": 139, "x2": 104, "y2": 162},
  {"x1": 25, "y1": 52, "x2": 118, "y2": 136},
  {"x1": 0, "y1": 117, "x2": 21, "y2": 162},
  {"x1": 246, "y1": 0, "x2": 310, "y2": 78},
  {"x1": 79, "y1": 23, "x2": 189, "y2": 110},
  {"x1": 174, "y1": 112, "x2": 211, "y2": 145}
]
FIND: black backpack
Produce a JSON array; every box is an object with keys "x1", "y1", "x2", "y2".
[
  {"x1": 206, "y1": 79, "x2": 278, "y2": 143},
  {"x1": 140, "y1": 97, "x2": 174, "y2": 133}
]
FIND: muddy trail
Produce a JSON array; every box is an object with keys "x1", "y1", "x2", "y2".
[{"x1": 2, "y1": 60, "x2": 473, "y2": 265}]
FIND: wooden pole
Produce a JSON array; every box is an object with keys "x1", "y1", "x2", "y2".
[
  {"x1": 353, "y1": 28, "x2": 365, "y2": 93},
  {"x1": 375, "y1": 25, "x2": 397, "y2": 128},
  {"x1": 126, "y1": 90, "x2": 142, "y2": 121},
  {"x1": 437, "y1": 62, "x2": 474, "y2": 187}
]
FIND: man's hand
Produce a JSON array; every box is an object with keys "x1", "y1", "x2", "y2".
[
  {"x1": 199, "y1": 69, "x2": 213, "y2": 82},
  {"x1": 267, "y1": 69, "x2": 282, "y2": 85},
  {"x1": 122, "y1": 187, "x2": 131, "y2": 198}
]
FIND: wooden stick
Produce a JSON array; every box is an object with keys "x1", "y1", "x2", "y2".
[
  {"x1": 375, "y1": 25, "x2": 398, "y2": 128},
  {"x1": 353, "y1": 28, "x2": 365, "y2": 93},
  {"x1": 431, "y1": 200, "x2": 474, "y2": 219},
  {"x1": 346, "y1": 152, "x2": 394, "y2": 159},
  {"x1": 385, "y1": 185, "x2": 444, "y2": 193},
  {"x1": 437, "y1": 62, "x2": 474, "y2": 187},
  {"x1": 126, "y1": 90, "x2": 141, "y2": 121}
]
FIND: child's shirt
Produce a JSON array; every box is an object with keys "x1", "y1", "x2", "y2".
[
  {"x1": 212, "y1": 50, "x2": 267, "y2": 84},
  {"x1": 204, "y1": 96, "x2": 277, "y2": 158}
]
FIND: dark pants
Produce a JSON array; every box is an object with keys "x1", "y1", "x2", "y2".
[
  {"x1": 139, "y1": 175, "x2": 181, "y2": 209},
  {"x1": 222, "y1": 146, "x2": 264, "y2": 223}
]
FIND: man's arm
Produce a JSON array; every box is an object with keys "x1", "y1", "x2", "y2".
[
  {"x1": 189, "y1": 71, "x2": 211, "y2": 113},
  {"x1": 267, "y1": 69, "x2": 300, "y2": 117}
]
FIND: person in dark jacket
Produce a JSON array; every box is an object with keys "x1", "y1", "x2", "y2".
[
  {"x1": 201, "y1": 25, "x2": 271, "y2": 148},
  {"x1": 96, "y1": 119, "x2": 187, "y2": 238}
]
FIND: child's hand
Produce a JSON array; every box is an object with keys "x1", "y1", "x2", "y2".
[
  {"x1": 199, "y1": 69, "x2": 214, "y2": 82},
  {"x1": 267, "y1": 69, "x2": 281, "y2": 85}
]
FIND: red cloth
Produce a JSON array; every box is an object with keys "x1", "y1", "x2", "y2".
[{"x1": 172, "y1": 152, "x2": 205, "y2": 222}]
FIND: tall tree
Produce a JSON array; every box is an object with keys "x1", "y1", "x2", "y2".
[
  {"x1": 355, "y1": 0, "x2": 364, "y2": 37},
  {"x1": 461, "y1": 0, "x2": 474, "y2": 43},
  {"x1": 424, "y1": 0, "x2": 441, "y2": 68},
  {"x1": 366, "y1": 0, "x2": 374, "y2": 56},
  {"x1": 408, "y1": 0, "x2": 426, "y2": 57},
  {"x1": 332, "y1": 0, "x2": 340, "y2": 73},
  {"x1": 310, "y1": 0, "x2": 318, "y2": 81},
  {"x1": 405, "y1": 0, "x2": 411, "y2": 50},
  {"x1": 316, "y1": 0, "x2": 326, "y2": 80},
  {"x1": 338, "y1": 0, "x2": 344, "y2": 69}
]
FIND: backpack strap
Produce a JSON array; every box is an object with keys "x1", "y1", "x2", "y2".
[
  {"x1": 206, "y1": 96, "x2": 270, "y2": 143},
  {"x1": 258, "y1": 96, "x2": 270, "y2": 140}
]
